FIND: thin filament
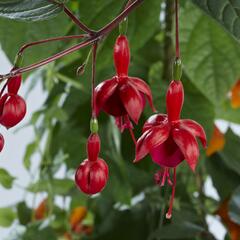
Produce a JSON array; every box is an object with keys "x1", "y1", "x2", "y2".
[
  {"x1": 175, "y1": 0, "x2": 180, "y2": 59},
  {"x1": 92, "y1": 43, "x2": 98, "y2": 118}
]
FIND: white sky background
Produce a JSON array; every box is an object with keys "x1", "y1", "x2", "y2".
[{"x1": 0, "y1": 48, "x2": 229, "y2": 239}]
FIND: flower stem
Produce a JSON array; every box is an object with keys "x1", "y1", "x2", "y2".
[
  {"x1": 18, "y1": 34, "x2": 88, "y2": 56},
  {"x1": 166, "y1": 167, "x2": 176, "y2": 219},
  {"x1": 175, "y1": 0, "x2": 180, "y2": 59},
  {"x1": 129, "y1": 128, "x2": 137, "y2": 145},
  {"x1": 0, "y1": 0, "x2": 144, "y2": 82},
  {"x1": 91, "y1": 43, "x2": 98, "y2": 118}
]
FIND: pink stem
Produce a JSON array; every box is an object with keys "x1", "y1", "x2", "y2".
[
  {"x1": 166, "y1": 168, "x2": 177, "y2": 219},
  {"x1": 175, "y1": 0, "x2": 180, "y2": 59},
  {"x1": 129, "y1": 128, "x2": 137, "y2": 145},
  {"x1": 18, "y1": 35, "x2": 87, "y2": 55},
  {"x1": 0, "y1": 0, "x2": 144, "y2": 82},
  {"x1": 91, "y1": 43, "x2": 98, "y2": 118}
]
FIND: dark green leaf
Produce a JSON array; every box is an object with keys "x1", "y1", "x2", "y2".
[
  {"x1": 17, "y1": 202, "x2": 32, "y2": 226},
  {"x1": 229, "y1": 185, "x2": 240, "y2": 225},
  {"x1": 192, "y1": 0, "x2": 240, "y2": 41},
  {"x1": 0, "y1": 0, "x2": 63, "y2": 21}
]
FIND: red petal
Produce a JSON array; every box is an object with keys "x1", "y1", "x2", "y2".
[
  {"x1": 114, "y1": 35, "x2": 130, "y2": 76},
  {"x1": 176, "y1": 119, "x2": 207, "y2": 148},
  {"x1": 94, "y1": 78, "x2": 118, "y2": 115},
  {"x1": 0, "y1": 134, "x2": 4, "y2": 152},
  {"x1": 0, "y1": 95, "x2": 27, "y2": 129},
  {"x1": 135, "y1": 124, "x2": 170, "y2": 163},
  {"x1": 166, "y1": 80, "x2": 184, "y2": 122},
  {"x1": 129, "y1": 77, "x2": 156, "y2": 112},
  {"x1": 7, "y1": 75, "x2": 22, "y2": 94},
  {"x1": 119, "y1": 83, "x2": 143, "y2": 124},
  {"x1": 143, "y1": 114, "x2": 168, "y2": 132},
  {"x1": 87, "y1": 133, "x2": 100, "y2": 162},
  {"x1": 172, "y1": 128, "x2": 199, "y2": 171}
]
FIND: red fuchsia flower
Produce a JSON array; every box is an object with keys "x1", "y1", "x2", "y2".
[
  {"x1": 75, "y1": 133, "x2": 109, "y2": 195},
  {"x1": 134, "y1": 80, "x2": 207, "y2": 219},
  {"x1": 0, "y1": 75, "x2": 27, "y2": 129},
  {"x1": 94, "y1": 35, "x2": 155, "y2": 132}
]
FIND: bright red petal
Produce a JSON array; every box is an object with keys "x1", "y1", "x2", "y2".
[
  {"x1": 129, "y1": 77, "x2": 156, "y2": 112},
  {"x1": 8, "y1": 75, "x2": 22, "y2": 94},
  {"x1": 94, "y1": 78, "x2": 118, "y2": 115},
  {"x1": 119, "y1": 83, "x2": 143, "y2": 124},
  {"x1": 114, "y1": 35, "x2": 130, "y2": 76},
  {"x1": 172, "y1": 128, "x2": 199, "y2": 172},
  {"x1": 135, "y1": 124, "x2": 170, "y2": 163},
  {"x1": 143, "y1": 114, "x2": 168, "y2": 132},
  {"x1": 0, "y1": 95, "x2": 27, "y2": 129},
  {"x1": 176, "y1": 119, "x2": 207, "y2": 148},
  {"x1": 166, "y1": 80, "x2": 184, "y2": 122}
]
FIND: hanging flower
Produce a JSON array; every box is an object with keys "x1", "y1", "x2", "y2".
[
  {"x1": 0, "y1": 75, "x2": 26, "y2": 129},
  {"x1": 75, "y1": 133, "x2": 109, "y2": 195},
  {"x1": 94, "y1": 35, "x2": 155, "y2": 132},
  {"x1": 230, "y1": 80, "x2": 240, "y2": 109},
  {"x1": 134, "y1": 80, "x2": 207, "y2": 218}
]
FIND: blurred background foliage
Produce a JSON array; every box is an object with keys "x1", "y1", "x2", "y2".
[{"x1": 0, "y1": 0, "x2": 240, "y2": 239}]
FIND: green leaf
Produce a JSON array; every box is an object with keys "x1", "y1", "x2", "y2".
[
  {"x1": 229, "y1": 185, "x2": 240, "y2": 225},
  {"x1": 219, "y1": 130, "x2": 240, "y2": 176},
  {"x1": 0, "y1": 0, "x2": 63, "y2": 21},
  {"x1": 0, "y1": 207, "x2": 16, "y2": 227},
  {"x1": 181, "y1": 3, "x2": 240, "y2": 105},
  {"x1": 23, "y1": 142, "x2": 37, "y2": 170},
  {"x1": 28, "y1": 178, "x2": 75, "y2": 195},
  {"x1": 0, "y1": 168, "x2": 15, "y2": 189},
  {"x1": 206, "y1": 154, "x2": 240, "y2": 199},
  {"x1": 192, "y1": 0, "x2": 240, "y2": 41},
  {"x1": 17, "y1": 202, "x2": 32, "y2": 226}
]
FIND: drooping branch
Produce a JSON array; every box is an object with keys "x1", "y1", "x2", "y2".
[{"x1": 0, "y1": 0, "x2": 144, "y2": 82}]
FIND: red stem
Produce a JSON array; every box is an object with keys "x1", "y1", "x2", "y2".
[
  {"x1": 91, "y1": 43, "x2": 98, "y2": 118},
  {"x1": 166, "y1": 167, "x2": 176, "y2": 219},
  {"x1": 0, "y1": 0, "x2": 143, "y2": 82},
  {"x1": 129, "y1": 128, "x2": 137, "y2": 145},
  {"x1": 175, "y1": 0, "x2": 180, "y2": 59},
  {"x1": 18, "y1": 35, "x2": 87, "y2": 55}
]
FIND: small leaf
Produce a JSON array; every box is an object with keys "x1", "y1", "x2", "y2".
[
  {"x1": 0, "y1": 0, "x2": 63, "y2": 21},
  {"x1": 17, "y1": 202, "x2": 32, "y2": 225},
  {"x1": 0, "y1": 168, "x2": 15, "y2": 189},
  {"x1": 23, "y1": 142, "x2": 37, "y2": 170},
  {"x1": 0, "y1": 207, "x2": 16, "y2": 227}
]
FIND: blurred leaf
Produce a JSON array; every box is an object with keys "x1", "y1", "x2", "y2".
[
  {"x1": 28, "y1": 178, "x2": 74, "y2": 195},
  {"x1": 0, "y1": 0, "x2": 63, "y2": 21},
  {"x1": 181, "y1": 3, "x2": 240, "y2": 106},
  {"x1": 0, "y1": 207, "x2": 16, "y2": 227},
  {"x1": 17, "y1": 202, "x2": 32, "y2": 226},
  {"x1": 229, "y1": 186, "x2": 240, "y2": 225},
  {"x1": 192, "y1": 0, "x2": 240, "y2": 41},
  {"x1": 0, "y1": 168, "x2": 15, "y2": 189},
  {"x1": 23, "y1": 142, "x2": 37, "y2": 170},
  {"x1": 220, "y1": 130, "x2": 240, "y2": 176},
  {"x1": 207, "y1": 154, "x2": 240, "y2": 199},
  {"x1": 21, "y1": 223, "x2": 57, "y2": 240}
]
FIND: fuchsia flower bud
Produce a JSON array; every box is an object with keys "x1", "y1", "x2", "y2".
[
  {"x1": 75, "y1": 133, "x2": 109, "y2": 195},
  {"x1": 0, "y1": 134, "x2": 4, "y2": 152},
  {"x1": 75, "y1": 158, "x2": 109, "y2": 195},
  {"x1": 0, "y1": 75, "x2": 26, "y2": 129},
  {"x1": 94, "y1": 35, "x2": 155, "y2": 132}
]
